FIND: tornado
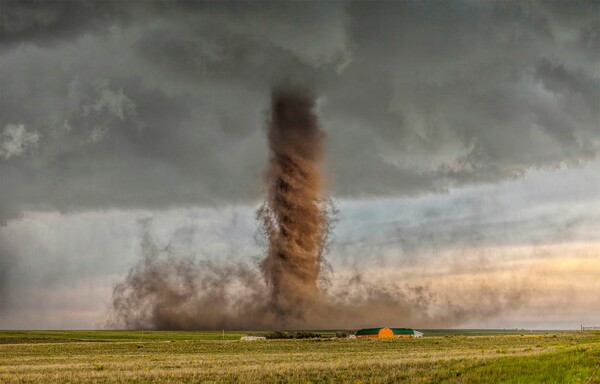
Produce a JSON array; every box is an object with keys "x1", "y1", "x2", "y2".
[
  {"x1": 258, "y1": 87, "x2": 330, "y2": 320},
  {"x1": 109, "y1": 87, "x2": 527, "y2": 330}
]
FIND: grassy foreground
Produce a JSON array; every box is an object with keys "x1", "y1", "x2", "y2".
[{"x1": 0, "y1": 330, "x2": 598, "y2": 383}]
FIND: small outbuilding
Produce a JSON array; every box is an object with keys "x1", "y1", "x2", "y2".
[
  {"x1": 240, "y1": 336, "x2": 266, "y2": 341},
  {"x1": 355, "y1": 327, "x2": 423, "y2": 339}
]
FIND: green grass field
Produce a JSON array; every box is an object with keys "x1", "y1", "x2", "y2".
[{"x1": 1, "y1": 330, "x2": 598, "y2": 383}]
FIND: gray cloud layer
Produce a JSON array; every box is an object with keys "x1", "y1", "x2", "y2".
[{"x1": 1, "y1": 0, "x2": 598, "y2": 222}]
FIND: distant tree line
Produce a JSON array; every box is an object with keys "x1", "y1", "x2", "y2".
[
  {"x1": 261, "y1": 330, "x2": 356, "y2": 339},
  {"x1": 262, "y1": 331, "x2": 323, "y2": 339}
]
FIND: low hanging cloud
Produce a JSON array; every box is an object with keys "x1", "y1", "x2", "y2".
[{"x1": 0, "y1": 124, "x2": 39, "y2": 160}]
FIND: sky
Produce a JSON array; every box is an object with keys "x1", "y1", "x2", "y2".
[{"x1": 0, "y1": 0, "x2": 599, "y2": 330}]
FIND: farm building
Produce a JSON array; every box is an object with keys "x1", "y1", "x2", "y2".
[
  {"x1": 355, "y1": 327, "x2": 423, "y2": 339},
  {"x1": 240, "y1": 336, "x2": 266, "y2": 341}
]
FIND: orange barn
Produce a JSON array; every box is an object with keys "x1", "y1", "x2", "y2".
[{"x1": 355, "y1": 327, "x2": 422, "y2": 338}]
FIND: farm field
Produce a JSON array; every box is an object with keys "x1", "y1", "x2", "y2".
[{"x1": 1, "y1": 330, "x2": 599, "y2": 383}]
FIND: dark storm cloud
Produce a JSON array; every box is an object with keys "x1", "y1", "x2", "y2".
[
  {"x1": 0, "y1": 0, "x2": 598, "y2": 222},
  {"x1": 0, "y1": 1, "x2": 127, "y2": 48},
  {"x1": 324, "y1": 1, "x2": 599, "y2": 191}
]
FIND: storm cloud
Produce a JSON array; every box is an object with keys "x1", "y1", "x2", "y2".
[{"x1": 1, "y1": 1, "x2": 598, "y2": 221}]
